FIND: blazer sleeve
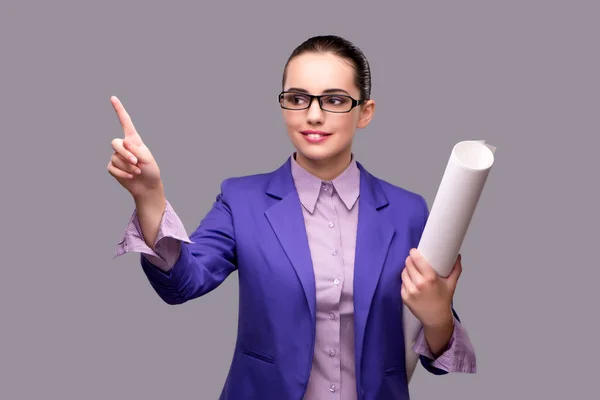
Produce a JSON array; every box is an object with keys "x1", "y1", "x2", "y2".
[{"x1": 140, "y1": 180, "x2": 237, "y2": 305}]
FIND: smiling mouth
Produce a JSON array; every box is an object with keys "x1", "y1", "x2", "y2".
[{"x1": 301, "y1": 131, "x2": 332, "y2": 139}]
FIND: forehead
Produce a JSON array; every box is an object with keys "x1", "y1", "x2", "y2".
[{"x1": 284, "y1": 52, "x2": 358, "y2": 95}]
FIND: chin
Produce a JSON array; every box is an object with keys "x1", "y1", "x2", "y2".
[
  {"x1": 289, "y1": 132, "x2": 351, "y2": 162},
  {"x1": 295, "y1": 145, "x2": 347, "y2": 163}
]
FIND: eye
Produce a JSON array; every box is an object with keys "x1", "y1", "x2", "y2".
[
  {"x1": 284, "y1": 93, "x2": 309, "y2": 105},
  {"x1": 325, "y1": 96, "x2": 349, "y2": 105},
  {"x1": 292, "y1": 95, "x2": 308, "y2": 104}
]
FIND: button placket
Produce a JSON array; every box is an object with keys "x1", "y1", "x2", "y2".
[{"x1": 309, "y1": 180, "x2": 345, "y2": 398}]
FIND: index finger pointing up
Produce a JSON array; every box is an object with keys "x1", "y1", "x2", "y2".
[{"x1": 110, "y1": 96, "x2": 141, "y2": 142}]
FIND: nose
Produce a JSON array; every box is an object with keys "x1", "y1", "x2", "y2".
[{"x1": 306, "y1": 97, "x2": 324, "y2": 125}]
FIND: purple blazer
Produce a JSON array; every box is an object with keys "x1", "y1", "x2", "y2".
[{"x1": 134, "y1": 158, "x2": 469, "y2": 399}]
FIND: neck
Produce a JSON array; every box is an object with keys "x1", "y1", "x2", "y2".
[{"x1": 295, "y1": 149, "x2": 352, "y2": 181}]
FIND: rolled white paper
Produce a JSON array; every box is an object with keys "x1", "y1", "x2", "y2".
[{"x1": 404, "y1": 139, "x2": 496, "y2": 383}]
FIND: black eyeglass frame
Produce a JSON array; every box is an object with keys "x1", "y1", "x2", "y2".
[{"x1": 278, "y1": 91, "x2": 365, "y2": 113}]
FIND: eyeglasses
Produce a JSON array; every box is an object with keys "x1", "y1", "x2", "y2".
[{"x1": 278, "y1": 91, "x2": 365, "y2": 113}]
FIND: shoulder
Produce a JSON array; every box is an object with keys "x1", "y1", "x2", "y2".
[
  {"x1": 366, "y1": 172, "x2": 430, "y2": 235},
  {"x1": 217, "y1": 159, "x2": 288, "y2": 198},
  {"x1": 379, "y1": 177, "x2": 427, "y2": 209},
  {"x1": 218, "y1": 172, "x2": 271, "y2": 197},
  {"x1": 360, "y1": 164, "x2": 428, "y2": 213}
]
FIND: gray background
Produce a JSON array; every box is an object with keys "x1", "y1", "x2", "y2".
[{"x1": 1, "y1": 0, "x2": 598, "y2": 398}]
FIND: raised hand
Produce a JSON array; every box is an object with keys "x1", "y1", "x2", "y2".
[{"x1": 107, "y1": 96, "x2": 162, "y2": 200}]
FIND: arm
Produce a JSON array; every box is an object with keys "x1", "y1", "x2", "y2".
[
  {"x1": 412, "y1": 196, "x2": 476, "y2": 374},
  {"x1": 114, "y1": 198, "x2": 192, "y2": 271},
  {"x1": 115, "y1": 180, "x2": 238, "y2": 305}
]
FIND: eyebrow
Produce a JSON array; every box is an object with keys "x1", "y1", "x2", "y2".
[{"x1": 287, "y1": 87, "x2": 351, "y2": 95}]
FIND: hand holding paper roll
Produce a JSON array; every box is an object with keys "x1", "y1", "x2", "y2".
[
  {"x1": 404, "y1": 140, "x2": 496, "y2": 383},
  {"x1": 401, "y1": 249, "x2": 463, "y2": 331}
]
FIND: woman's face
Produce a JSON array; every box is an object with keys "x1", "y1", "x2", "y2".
[{"x1": 282, "y1": 52, "x2": 375, "y2": 166}]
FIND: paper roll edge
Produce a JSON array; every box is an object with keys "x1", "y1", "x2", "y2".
[{"x1": 451, "y1": 140, "x2": 496, "y2": 171}]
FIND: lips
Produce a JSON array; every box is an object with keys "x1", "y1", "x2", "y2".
[
  {"x1": 300, "y1": 130, "x2": 332, "y2": 144},
  {"x1": 301, "y1": 130, "x2": 332, "y2": 139}
]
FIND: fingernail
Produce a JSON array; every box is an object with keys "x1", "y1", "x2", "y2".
[{"x1": 130, "y1": 156, "x2": 137, "y2": 164}]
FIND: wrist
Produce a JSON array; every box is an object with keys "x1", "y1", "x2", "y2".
[
  {"x1": 423, "y1": 307, "x2": 454, "y2": 330},
  {"x1": 133, "y1": 182, "x2": 166, "y2": 209},
  {"x1": 423, "y1": 316, "x2": 455, "y2": 358}
]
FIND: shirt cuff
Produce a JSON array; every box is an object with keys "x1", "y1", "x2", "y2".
[
  {"x1": 113, "y1": 200, "x2": 193, "y2": 272},
  {"x1": 413, "y1": 316, "x2": 477, "y2": 373}
]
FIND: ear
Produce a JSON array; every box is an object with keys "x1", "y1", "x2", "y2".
[{"x1": 357, "y1": 99, "x2": 375, "y2": 129}]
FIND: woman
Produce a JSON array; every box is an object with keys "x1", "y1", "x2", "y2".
[{"x1": 108, "y1": 35, "x2": 476, "y2": 400}]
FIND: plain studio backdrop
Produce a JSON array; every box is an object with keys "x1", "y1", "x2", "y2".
[{"x1": 0, "y1": 1, "x2": 598, "y2": 399}]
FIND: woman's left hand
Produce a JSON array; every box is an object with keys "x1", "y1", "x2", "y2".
[{"x1": 401, "y1": 248, "x2": 462, "y2": 328}]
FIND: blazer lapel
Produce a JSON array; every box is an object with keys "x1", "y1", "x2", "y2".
[
  {"x1": 261, "y1": 159, "x2": 395, "y2": 376},
  {"x1": 264, "y1": 159, "x2": 316, "y2": 323},
  {"x1": 353, "y1": 163, "x2": 395, "y2": 377}
]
